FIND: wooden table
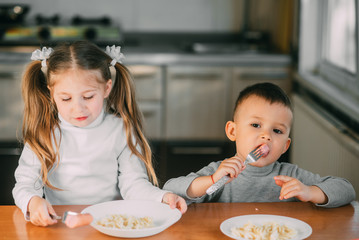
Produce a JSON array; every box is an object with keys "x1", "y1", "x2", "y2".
[{"x1": 1, "y1": 201, "x2": 358, "y2": 240}]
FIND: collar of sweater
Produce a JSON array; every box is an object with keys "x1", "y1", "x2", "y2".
[
  {"x1": 242, "y1": 162, "x2": 277, "y2": 177},
  {"x1": 58, "y1": 109, "x2": 105, "y2": 130}
]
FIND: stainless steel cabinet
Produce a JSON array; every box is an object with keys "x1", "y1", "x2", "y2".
[
  {"x1": 129, "y1": 65, "x2": 292, "y2": 141},
  {"x1": 0, "y1": 61, "x2": 26, "y2": 204},
  {"x1": 165, "y1": 66, "x2": 231, "y2": 140},
  {"x1": 229, "y1": 67, "x2": 292, "y2": 116},
  {"x1": 0, "y1": 64, "x2": 25, "y2": 140},
  {"x1": 0, "y1": 142, "x2": 22, "y2": 204},
  {"x1": 128, "y1": 65, "x2": 163, "y2": 101},
  {"x1": 128, "y1": 65, "x2": 163, "y2": 139}
]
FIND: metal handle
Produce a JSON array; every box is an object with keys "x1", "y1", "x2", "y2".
[
  {"x1": 142, "y1": 110, "x2": 157, "y2": 117},
  {"x1": 170, "y1": 73, "x2": 221, "y2": 80},
  {"x1": 206, "y1": 175, "x2": 230, "y2": 195},
  {"x1": 0, "y1": 147, "x2": 22, "y2": 155},
  {"x1": 171, "y1": 146, "x2": 222, "y2": 155},
  {"x1": 133, "y1": 73, "x2": 159, "y2": 80},
  {"x1": 0, "y1": 72, "x2": 16, "y2": 80},
  {"x1": 206, "y1": 152, "x2": 256, "y2": 195},
  {"x1": 237, "y1": 72, "x2": 288, "y2": 80}
]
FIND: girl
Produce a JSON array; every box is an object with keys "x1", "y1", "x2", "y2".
[{"x1": 12, "y1": 41, "x2": 187, "y2": 227}]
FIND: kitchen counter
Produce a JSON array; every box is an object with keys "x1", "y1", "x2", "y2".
[
  {"x1": 0, "y1": 31, "x2": 291, "y2": 66},
  {"x1": 0, "y1": 45, "x2": 291, "y2": 67},
  {"x1": 123, "y1": 50, "x2": 291, "y2": 67},
  {"x1": 1, "y1": 201, "x2": 358, "y2": 239}
]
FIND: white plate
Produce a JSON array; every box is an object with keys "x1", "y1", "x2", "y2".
[
  {"x1": 220, "y1": 214, "x2": 312, "y2": 240},
  {"x1": 81, "y1": 200, "x2": 181, "y2": 238}
]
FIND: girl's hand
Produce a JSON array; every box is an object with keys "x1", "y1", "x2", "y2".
[
  {"x1": 162, "y1": 192, "x2": 187, "y2": 214},
  {"x1": 212, "y1": 155, "x2": 246, "y2": 183},
  {"x1": 274, "y1": 175, "x2": 328, "y2": 204},
  {"x1": 27, "y1": 196, "x2": 58, "y2": 226}
]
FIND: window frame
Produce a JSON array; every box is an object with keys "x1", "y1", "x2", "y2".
[{"x1": 297, "y1": 0, "x2": 359, "y2": 122}]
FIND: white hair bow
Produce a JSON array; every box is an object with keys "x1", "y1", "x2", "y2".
[
  {"x1": 31, "y1": 47, "x2": 54, "y2": 67},
  {"x1": 105, "y1": 45, "x2": 125, "y2": 66}
]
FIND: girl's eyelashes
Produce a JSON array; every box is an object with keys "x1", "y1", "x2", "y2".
[
  {"x1": 83, "y1": 95, "x2": 94, "y2": 100},
  {"x1": 60, "y1": 95, "x2": 94, "y2": 101}
]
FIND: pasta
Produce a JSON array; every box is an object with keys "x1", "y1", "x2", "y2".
[
  {"x1": 96, "y1": 214, "x2": 154, "y2": 229},
  {"x1": 231, "y1": 221, "x2": 297, "y2": 240}
]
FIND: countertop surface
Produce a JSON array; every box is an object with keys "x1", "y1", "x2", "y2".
[
  {"x1": 123, "y1": 49, "x2": 291, "y2": 66},
  {"x1": 0, "y1": 45, "x2": 291, "y2": 66}
]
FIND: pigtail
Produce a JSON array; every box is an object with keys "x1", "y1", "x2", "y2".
[
  {"x1": 107, "y1": 63, "x2": 158, "y2": 186},
  {"x1": 22, "y1": 61, "x2": 60, "y2": 190}
]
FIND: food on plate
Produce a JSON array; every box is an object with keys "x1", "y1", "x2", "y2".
[
  {"x1": 231, "y1": 221, "x2": 297, "y2": 240},
  {"x1": 96, "y1": 214, "x2": 154, "y2": 229}
]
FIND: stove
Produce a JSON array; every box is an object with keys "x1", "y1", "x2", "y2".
[
  {"x1": 0, "y1": 5, "x2": 122, "y2": 46},
  {"x1": 2, "y1": 24, "x2": 122, "y2": 46}
]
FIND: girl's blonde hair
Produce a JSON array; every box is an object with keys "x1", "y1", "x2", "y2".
[{"x1": 22, "y1": 41, "x2": 158, "y2": 189}]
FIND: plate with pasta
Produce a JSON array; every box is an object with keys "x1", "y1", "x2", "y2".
[
  {"x1": 220, "y1": 214, "x2": 312, "y2": 240},
  {"x1": 81, "y1": 200, "x2": 181, "y2": 238}
]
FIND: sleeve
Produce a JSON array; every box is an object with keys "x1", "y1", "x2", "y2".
[
  {"x1": 12, "y1": 144, "x2": 44, "y2": 219},
  {"x1": 117, "y1": 143, "x2": 169, "y2": 203},
  {"x1": 163, "y1": 161, "x2": 223, "y2": 204},
  {"x1": 287, "y1": 164, "x2": 356, "y2": 208},
  {"x1": 314, "y1": 176, "x2": 356, "y2": 208}
]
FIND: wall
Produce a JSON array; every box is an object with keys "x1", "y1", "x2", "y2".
[
  {"x1": 291, "y1": 94, "x2": 359, "y2": 200},
  {"x1": 0, "y1": 0, "x2": 297, "y2": 53},
  {"x1": 0, "y1": 0, "x2": 244, "y2": 32}
]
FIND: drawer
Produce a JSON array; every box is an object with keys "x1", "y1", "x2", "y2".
[
  {"x1": 0, "y1": 64, "x2": 26, "y2": 140},
  {"x1": 230, "y1": 67, "x2": 292, "y2": 118},
  {"x1": 0, "y1": 142, "x2": 23, "y2": 205},
  {"x1": 127, "y1": 65, "x2": 163, "y2": 101},
  {"x1": 232, "y1": 67, "x2": 291, "y2": 93},
  {"x1": 164, "y1": 141, "x2": 236, "y2": 180},
  {"x1": 138, "y1": 102, "x2": 163, "y2": 140},
  {"x1": 165, "y1": 66, "x2": 230, "y2": 140}
]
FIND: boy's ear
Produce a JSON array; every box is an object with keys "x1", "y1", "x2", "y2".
[
  {"x1": 225, "y1": 121, "x2": 236, "y2": 141},
  {"x1": 282, "y1": 138, "x2": 291, "y2": 154}
]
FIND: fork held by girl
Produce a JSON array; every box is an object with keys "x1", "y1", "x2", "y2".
[{"x1": 12, "y1": 41, "x2": 187, "y2": 227}]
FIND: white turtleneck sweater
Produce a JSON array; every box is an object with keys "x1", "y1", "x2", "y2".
[{"x1": 13, "y1": 110, "x2": 167, "y2": 217}]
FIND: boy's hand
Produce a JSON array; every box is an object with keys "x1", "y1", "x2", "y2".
[
  {"x1": 27, "y1": 196, "x2": 58, "y2": 227},
  {"x1": 274, "y1": 175, "x2": 328, "y2": 204},
  {"x1": 213, "y1": 155, "x2": 246, "y2": 183},
  {"x1": 187, "y1": 155, "x2": 246, "y2": 198},
  {"x1": 162, "y1": 192, "x2": 187, "y2": 214}
]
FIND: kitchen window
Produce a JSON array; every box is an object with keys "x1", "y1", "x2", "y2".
[
  {"x1": 298, "y1": 0, "x2": 359, "y2": 127},
  {"x1": 323, "y1": 0, "x2": 356, "y2": 73}
]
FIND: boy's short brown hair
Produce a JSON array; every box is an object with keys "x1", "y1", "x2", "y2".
[{"x1": 233, "y1": 82, "x2": 292, "y2": 118}]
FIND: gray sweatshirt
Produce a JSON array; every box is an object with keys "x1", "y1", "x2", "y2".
[{"x1": 163, "y1": 161, "x2": 356, "y2": 208}]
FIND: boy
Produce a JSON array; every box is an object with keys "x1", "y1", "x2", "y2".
[{"x1": 163, "y1": 82, "x2": 355, "y2": 207}]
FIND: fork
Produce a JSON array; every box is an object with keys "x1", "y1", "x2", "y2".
[
  {"x1": 205, "y1": 144, "x2": 268, "y2": 195},
  {"x1": 50, "y1": 211, "x2": 78, "y2": 221},
  {"x1": 50, "y1": 211, "x2": 93, "y2": 228}
]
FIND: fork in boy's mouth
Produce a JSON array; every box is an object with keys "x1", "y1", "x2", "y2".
[{"x1": 257, "y1": 144, "x2": 270, "y2": 158}]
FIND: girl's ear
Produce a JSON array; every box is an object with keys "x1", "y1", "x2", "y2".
[
  {"x1": 104, "y1": 79, "x2": 112, "y2": 98},
  {"x1": 225, "y1": 121, "x2": 236, "y2": 141}
]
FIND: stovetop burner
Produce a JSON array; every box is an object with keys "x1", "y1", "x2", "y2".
[{"x1": 0, "y1": 14, "x2": 122, "y2": 46}]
